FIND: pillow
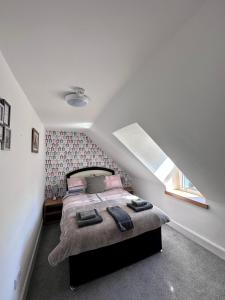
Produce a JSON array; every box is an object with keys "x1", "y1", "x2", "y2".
[
  {"x1": 104, "y1": 174, "x2": 123, "y2": 190},
  {"x1": 67, "y1": 177, "x2": 86, "y2": 193},
  {"x1": 86, "y1": 175, "x2": 106, "y2": 194}
]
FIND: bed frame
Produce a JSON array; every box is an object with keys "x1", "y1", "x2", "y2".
[
  {"x1": 66, "y1": 166, "x2": 115, "y2": 189},
  {"x1": 66, "y1": 167, "x2": 162, "y2": 290}
]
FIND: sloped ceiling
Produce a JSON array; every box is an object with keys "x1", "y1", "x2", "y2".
[
  {"x1": 0, "y1": 0, "x2": 204, "y2": 127},
  {"x1": 1, "y1": 0, "x2": 225, "y2": 248},
  {"x1": 90, "y1": 0, "x2": 225, "y2": 203},
  {"x1": 0, "y1": 0, "x2": 224, "y2": 202},
  {"x1": 89, "y1": 0, "x2": 225, "y2": 250}
]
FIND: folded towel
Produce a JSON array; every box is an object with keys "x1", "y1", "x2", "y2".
[
  {"x1": 127, "y1": 202, "x2": 153, "y2": 212},
  {"x1": 78, "y1": 209, "x2": 97, "y2": 220},
  {"x1": 76, "y1": 210, "x2": 103, "y2": 227},
  {"x1": 107, "y1": 206, "x2": 133, "y2": 232},
  {"x1": 131, "y1": 199, "x2": 148, "y2": 207}
]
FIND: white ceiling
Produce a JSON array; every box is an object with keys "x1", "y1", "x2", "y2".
[{"x1": 0, "y1": 0, "x2": 203, "y2": 128}]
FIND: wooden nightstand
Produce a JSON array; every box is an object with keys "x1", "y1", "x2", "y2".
[
  {"x1": 43, "y1": 198, "x2": 63, "y2": 224},
  {"x1": 124, "y1": 186, "x2": 134, "y2": 194}
]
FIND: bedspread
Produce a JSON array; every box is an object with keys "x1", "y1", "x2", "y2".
[{"x1": 48, "y1": 188, "x2": 169, "y2": 266}]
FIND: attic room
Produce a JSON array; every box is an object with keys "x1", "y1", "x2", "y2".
[{"x1": 0, "y1": 1, "x2": 225, "y2": 299}]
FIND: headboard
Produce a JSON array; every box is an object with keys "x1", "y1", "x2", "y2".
[{"x1": 66, "y1": 167, "x2": 115, "y2": 189}]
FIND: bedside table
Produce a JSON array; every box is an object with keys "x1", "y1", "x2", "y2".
[
  {"x1": 43, "y1": 198, "x2": 63, "y2": 225},
  {"x1": 124, "y1": 186, "x2": 134, "y2": 194}
]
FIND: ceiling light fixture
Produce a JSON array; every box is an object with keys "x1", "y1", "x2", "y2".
[{"x1": 65, "y1": 87, "x2": 90, "y2": 107}]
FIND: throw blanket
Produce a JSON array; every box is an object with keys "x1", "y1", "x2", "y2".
[
  {"x1": 107, "y1": 206, "x2": 134, "y2": 231},
  {"x1": 48, "y1": 188, "x2": 169, "y2": 266}
]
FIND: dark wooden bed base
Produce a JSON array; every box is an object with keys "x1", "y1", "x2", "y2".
[
  {"x1": 66, "y1": 167, "x2": 162, "y2": 289},
  {"x1": 69, "y1": 227, "x2": 162, "y2": 289}
]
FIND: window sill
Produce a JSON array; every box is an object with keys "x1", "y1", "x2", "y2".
[{"x1": 165, "y1": 189, "x2": 209, "y2": 209}]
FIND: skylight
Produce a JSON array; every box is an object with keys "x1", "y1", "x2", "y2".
[
  {"x1": 113, "y1": 123, "x2": 207, "y2": 207},
  {"x1": 113, "y1": 123, "x2": 175, "y2": 184}
]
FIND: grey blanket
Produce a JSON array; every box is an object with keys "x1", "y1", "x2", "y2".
[{"x1": 48, "y1": 188, "x2": 169, "y2": 266}]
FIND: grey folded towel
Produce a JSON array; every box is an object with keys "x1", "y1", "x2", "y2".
[
  {"x1": 127, "y1": 202, "x2": 153, "y2": 212},
  {"x1": 78, "y1": 209, "x2": 97, "y2": 220},
  {"x1": 131, "y1": 199, "x2": 148, "y2": 207},
  {"x1": 76, "y1": 209, "x2": 103, "y2": 227},
  {"x1": 107, "y1": 206, "x2": 134, "y2": 232}
]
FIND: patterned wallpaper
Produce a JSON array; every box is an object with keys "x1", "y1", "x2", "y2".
[{"x1": 45, "y1": 130, "x2": 131, "y2": 198}]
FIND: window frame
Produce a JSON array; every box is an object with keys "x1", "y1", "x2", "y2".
[{"x1": 178, "y1": 171, "x2": 202, "y2": 196}]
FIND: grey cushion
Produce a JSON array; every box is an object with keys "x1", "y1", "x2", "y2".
[{"x1": 86, "y1": 175, "x2": 105, "y2": 194}]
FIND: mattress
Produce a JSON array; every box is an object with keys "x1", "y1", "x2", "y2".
[{"x1": 48, "y1": 188, "x2": 169, "y2": 266}]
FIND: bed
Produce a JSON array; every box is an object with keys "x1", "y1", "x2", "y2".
[{"x1": 48, "y1": 167, "x2": 169, "y2": 290}]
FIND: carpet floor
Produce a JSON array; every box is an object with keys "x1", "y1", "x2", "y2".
[{"x1": 27, "y1": 224, "x2": 225, "y2": 300}]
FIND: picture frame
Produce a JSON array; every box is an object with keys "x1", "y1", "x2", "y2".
[
  {"x1": 0, "y1": 124, "x2": 3, "y2": 142},
  {"x1": 2, "y1": 99, "x2": 11, "y2": 127},
  {"x1": 0, "y1": 100, "x2": 4, "y2": 125},
  {"x1": 31, "y1": 128, "x2": 39, "y2": 153},
  {"x1": 2, "y1": 126, "x2": 11, "y2": 150}
]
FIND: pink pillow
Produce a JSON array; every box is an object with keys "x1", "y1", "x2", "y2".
[
  {"x1": 67, "y1": 177, "x2": 86, "y2": 192},
  {"x1": 104, "y1": 175, "x2": 123, "y2": 190}
]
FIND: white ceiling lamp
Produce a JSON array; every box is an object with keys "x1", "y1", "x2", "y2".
[{"x1": 65, "y1": 87, "x2": 90, "y2": 107}]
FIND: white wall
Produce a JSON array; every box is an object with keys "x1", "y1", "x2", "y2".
[
  {"x1": 0, "y1": 51, "x2": 45, "y2": 300},
  {"x1": 90, "y1": 0, "x2": 225, "y2": 254}
]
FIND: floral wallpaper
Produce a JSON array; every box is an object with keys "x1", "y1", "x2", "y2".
[{"x1": 45, "y1": 130, "x2": 131, "y2": 198}]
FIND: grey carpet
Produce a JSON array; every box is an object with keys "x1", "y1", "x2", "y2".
[{"x1": 27, "y1": 224, "x2": 225, "y2": 300}]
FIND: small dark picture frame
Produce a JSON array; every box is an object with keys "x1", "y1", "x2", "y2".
[
  {"x1": 31, "y1": 128, "x2": 39, "y2": 153},
  {"x1": 3, "y1": 100, "x2": 11, "y2": 127},
  {"x1": 0, "y1": 100, "x2": 4, "y2": 125},
  {"x1": 0, "y1": 124, "x2": 3, "y2": 142},
  {"x1": 2, "y1": 126, "x2": 11, "y2": 150}
]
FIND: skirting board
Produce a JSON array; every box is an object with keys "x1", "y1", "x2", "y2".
[
  {"x1": 168, "y1": 220, "x2": 225, "y2": 261},
  {"x1": 20, "y1": 220, "x2": 43, "y2": 300}
]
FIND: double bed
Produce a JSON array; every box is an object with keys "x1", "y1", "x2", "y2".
[{"x1": 48, "y1": 167, "x2": 169, "y2": 289}]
